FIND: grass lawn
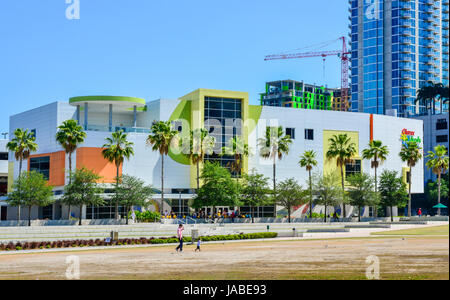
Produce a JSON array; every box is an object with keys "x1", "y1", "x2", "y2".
[{"x1": 372, "y1": 225, "x2": 449, "y2": 236}]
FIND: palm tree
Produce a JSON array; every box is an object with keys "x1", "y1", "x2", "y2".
[
  {"x1": 362, "y1": 140, "x2": 389, "y2": 217},
  {"x1": 258, "y1": 126, "x2": 292, "y2": 190},
  {"x1": 183, "y1": 128, "x2": 215, "y2": 190},
  {"x1": 222, "y1": 136, "x2": 251, "y2": 181},
  {"x1": 6, "y1": 128, "x2": 38, "y2": 222},
  {"x1": 56, "y1": 119, "x2": 87, "y2": 218},
  {"x1": 147, "y1": 121, "x2": 178, "y2": 214},
  {"x1": 102, "y1": 130, "x2": 135, "y2": 220},
  {"x1": 425, "y1": 145, "x2": 449, "y2": 215},
  {"x1": 437, "y1": 85, "x2": 449, "y2": 114},
  {"x1": 399, "y1": 140, "x2": 423, "y2": 217},
  {"x1": 416, "y1": 81, "x2": 440, "y2": 114},
  {"x1": 299, "y1": 150, "x2": 317, "y2": 219},
  {"x1": 325, "y1": 134, "x2": 357, "y2": 218}
]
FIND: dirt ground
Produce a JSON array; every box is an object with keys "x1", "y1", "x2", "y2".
[{"x1": 0, "y1": 236, "x2": 448, "y2": 280}]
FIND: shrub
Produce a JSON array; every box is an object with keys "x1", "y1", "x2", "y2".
[{"x1": 0, "y1": 232, "x2": 278, "y2": 252}]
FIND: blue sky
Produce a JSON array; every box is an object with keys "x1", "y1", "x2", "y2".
[{"x1": 0, "y1": 0, "x2": 348, "y2": 133}]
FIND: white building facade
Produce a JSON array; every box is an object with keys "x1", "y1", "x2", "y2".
[{"x1": 3, "y1": 89, "x2": 424, "y2": 221}]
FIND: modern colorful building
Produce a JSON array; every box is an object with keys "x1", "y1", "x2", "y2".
[
  {"x1": 2, "y1": 89, "x2": 424, "y2": 221},
  {"x1": 349, "y1": 0, "x2": 449, "y2": 117},
  {"x1": 260, "y1": 80, "x2": 349, "y2": 111},
  {"x1": 0, "y1": 140, "x2": 8, "y2": 221}
]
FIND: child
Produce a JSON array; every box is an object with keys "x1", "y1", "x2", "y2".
[{"x1": 195, "y1": 238, "x2": 201, "y2": 252}]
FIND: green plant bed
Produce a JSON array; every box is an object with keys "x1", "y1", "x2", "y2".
[{"x1": 0, "y1": 233, "x2": 278, "y2": 252}]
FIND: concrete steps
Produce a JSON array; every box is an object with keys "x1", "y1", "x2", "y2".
[{"x1": 369, "y1": 221, "x2": 428, "y2": 225}]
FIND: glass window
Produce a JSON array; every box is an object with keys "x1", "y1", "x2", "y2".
[
  {"x1": 29, "y1": 156, "x2": 50, "y2": 180},
  {"x1": 436, "y1": 119, "x2": 448, "y2": 131},
  {"x1": 0, "y1": 152, "x2": 8, "y2": 161},
  {"x1": 305, "y1": 129, "x2": 314, "y2": 141},
  {"x1": 286, "y1": 128, "x2": 295, "y2": 140},
  {"x1": 436, "y1": 135, "x2": 448, "y2": 143},
  {"x1": 345, "y1": 159, "x2": 362, "y2": 178}
]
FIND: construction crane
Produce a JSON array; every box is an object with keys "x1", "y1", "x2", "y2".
[{"x1": 264, "y1": 36, "x2": 350, "y2": 111}]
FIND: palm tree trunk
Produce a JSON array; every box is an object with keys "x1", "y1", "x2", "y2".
[
  {"x1": 28, "y1": 205, "x2": 31, "y2": 227},
  {"x1": 196, "y1": 161, "x2": 200, "y2": 191},
  {"x1": 390, "y1": 206, "x2": 394, "y2": 222},
  {"x1": 126, "y1": 206, "x2": 129, "y2": 225},
  {"x1": 374, "y1": 166, "x2": 378, "y2": 218},
  {"x1": 273, "y1": 156, "x2": 277, "y2": 218},
  {"x1": 115, "y1": 164, "x2": 120, "y2": 220},
  {"x1": 273, "y1": 156, "x2": 276, "y2": 190},
  {"x1": 251, "y1": 205, "x2": 254, "y2": 224},
  {"x1": 18, "y1": 158, "x2": 22, "y2": 223},
  {"x1": 408, "y1": 167, "x2": 412, "y2": 218},
  {"x1": 340, "y1": 165, "x2": 346, "y2": 218},
  {"x1": 288, "y1": 205, "x2": 291, "y2": 223},
  {"x1": 309, "y1": 169, "x2": 312, "y2": 219},
  {"x1": 438, "y1": 172, "x2": 441, "y2": 216},
  {"x1": 68, "y1": 153, "x2": 72, "y2": 220},
  {"x1": 358, "y1": 206, "x2": 361, "y2": 222},
  {"x1": 324, "y1": 204, "x2": 327, "y2": 222},
  {"x1": 79, "y1": 205, "x2": 83, "y2": 226},
  {"x1": 161, "y1": 154, "x2": 165, "y2": 215}
]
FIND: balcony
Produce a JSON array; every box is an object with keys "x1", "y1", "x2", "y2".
[
  {"x1": 69, "y1": 95, "x2": 149, "y2": 134},
  {"x1": 86, "y1": 125, "x2": 150, "y2": 134}
]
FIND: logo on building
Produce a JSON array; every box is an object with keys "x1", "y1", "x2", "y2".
[{"x1": 400, "y1": 129, "x2": 421, "y2": 146}]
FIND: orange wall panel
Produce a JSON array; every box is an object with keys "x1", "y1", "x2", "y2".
[
  {"x1": 76, "y1": 147, "x2": 121, "y2": 183},
  {"x1": 28, "y1": 151, "x2": 66, "y2": 187}
]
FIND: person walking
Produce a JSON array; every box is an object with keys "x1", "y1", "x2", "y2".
[
  {"x1": 418, "y1": 208, "x2": 422, "y2": 218},
  {"x1": 175, "y1": 224, "x2": 184, "y2": 252},
  {"x1": 195, "y1": 238, "x2": 201, "y2": 252}
]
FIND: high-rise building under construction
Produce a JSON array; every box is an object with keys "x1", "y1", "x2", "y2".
[
  {"x1": 349, "y1": 0, "x2": 449, "y2": 117},
  {"x1": 260, "y1": 80, "x2": 349, "y2": 112}
]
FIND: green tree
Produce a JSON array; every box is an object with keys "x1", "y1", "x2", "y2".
[
  {"x1": 182, "y1": 128, "x2": 215, "y2": 190},
  {"x1": 273, "y1": 178, "x2": 308, "y2": 223},
  {"x1": 416, "y1": 81, "x2": 441, "y2": 114},
  {"x1": 192, "y1": 162, "x2": 241, "y2": 214},
  {"x1": 258, "y1": 126, "x2": 292, "y2": 194},
  {"x1": 61, "y1": 168, "x2": 104, "y2": 225},
  {"x1": 147, "y1": 121, "x2": 178, "y2": 214},
  {"x1": 56, "y1": 119, "x2": 87, "y2": 218},
  {"x1": 6, "y1": 128, "x2": 38, "y2": 222},
  {"x1": 362, "y1": 140, "x2": 389, "y2": 217},
  {"x1": 425, "y1": 145, "x2": 449, "y2": 215},
  {"x1": 222, "y1": 136, "x2": 251, "y2": 181},
  {"x1": 325, "y1": 134, "x2": 357, "y2": 218},
  {"x1": 399, "y1": 140, "x2": 423, "y2": 217},
  {"x1": 437, "y1": 85, "x2": 449, "y2": 113},
  {"x1": 379, "y1": 170, "x2": 409, "y2": 222},
  {"x1": 114, "y1": 175, "x2": 154, "y2": 225},
  {"x1": 425, "y1": 174, "x2": 449, "y2": 212},
  {"x1": 7, "y1": 171, "x2": 54, "y2": 226},
  {"x1": 346, "y1": 173, "x2": 377, "y2": 222},
  {"x1": 102, "y1": 130, "x2": 134, "y2": 219},
  {"x1": 312, "y1": 173, "x2": 342, "y2": 222},
  {"x1": 299, "y1": 150, "x2": 318, "y2": 219},
  {"x1": 240, "y1": 170, "x2": 272, "y2": 223}
]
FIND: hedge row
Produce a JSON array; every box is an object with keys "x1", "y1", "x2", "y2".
[{"x1": 0, "y1": 232, "x2": 278, "y2": 252}]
